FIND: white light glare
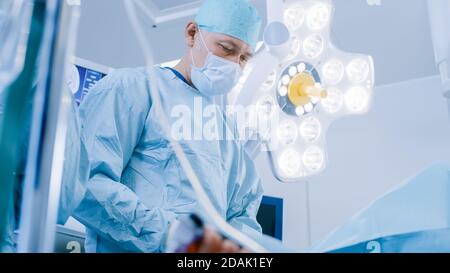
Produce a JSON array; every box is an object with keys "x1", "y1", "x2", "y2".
[
  {"x1": 277, "y1": 120, "x2": 298, "y2": 145},
  {"x1": 279, "y1": 149, "x2": 302, "y2": 177},
  {"x1": 321, "y1": 88, "x2": 344, "y2": 114},
  {"x1": 345, "y1": 86, "x2": 369, "y2": 113},
  {"x1": 296, "y1": 106, "x2": 305, "y2": 116},
  {"x1": 346, "y1": 58, "x2": 370, "y2": 83},
  {"x1": 307, "y1": 3, "x2": 332, "y2": 31},
  {"x1": 303, "y1": 34, "x2": 325, "y2": 59},
  {"x1": 322, "y1": 59, "x2": 344, "y2": 85},
  {"x1": 299, "y1": 117, "x2": 322, "y2": 142},
  {"x1": 297, "y1": 63, "x2": 306, "y2": 73},
  {"x1": 284, "y1": 5, "x2": 306, "y2": 30},
  {"x1": 278, "y1": 85, "x2": 288, "y2": 97},
  {"x1": 281, "y1": 74, "x2": 291, "y2": 85},
  {"x1": 304, "y1": 102, "x2": 313, "y2": 113},
  {"x1": 289, "y1": 66, "x2": 298, "y2": 77},
  {"x1": 303, "y1": 146, "x2": 324, "y2": 172}
]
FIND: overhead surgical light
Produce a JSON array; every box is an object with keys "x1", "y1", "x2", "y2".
[{"x1": 235, "y1": 0, "x2": 375, "y2": 182}]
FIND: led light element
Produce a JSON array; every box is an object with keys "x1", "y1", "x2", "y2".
[
  {"x1": 307, "y1": 3, "x2": 332, "y2": 30},
  {"x1": 299, "y1": 117, "x2": 321, "y2": 143},
  {"x1": 303, "y1": 34, "x2": 325, "y2": 59},
  {"x1": 302, "y1": 146, "x2": 324, "y2": 172},
  {"x1": 279, "y1": 149, "x2": 302, "y2": 176},
  {"x1": 278, "y1": 85, "x2": 288, "y2": 96},
  {"x1": 282, "y1": 74, "x2": 291, "y2": 85},
  {"x1": 346, "y1": 58, "x2": 370, "y2": 83},
  {"x1": 284, "y1": 5, "x2": 306, "y2": 31},
  {"x1": 322, "y1": 59, "x2": 344, "y2": 85},
  {"x1": 296, "y1": 106, "x2": 305, "y2": 116},
  {"x1": 321, "y1": 88, "x2": 343, "y2": 113},
  {"x1": 289, "y1": 66, "x2": 298, "y2": 77},
  {"x1": 297, "y1": 63, "x2": 306, "y2": 73},
  {"x1": 304, "y1": 102, "x2": 313, "y2": 113},
  {"x1": 277, "y1": 120, "x2": 298, "y2": 145},
  {"x1": 345, "y1": 86, "x2": 369, "y2": 113}
]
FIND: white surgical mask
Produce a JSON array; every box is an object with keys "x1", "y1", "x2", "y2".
[{"x1": 190, "y1": 29, "x2": 243, "y2": 97}]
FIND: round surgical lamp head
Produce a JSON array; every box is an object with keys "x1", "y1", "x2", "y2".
[{"x1": 243, "y1": 0, "x2": 375, "y2": 182}]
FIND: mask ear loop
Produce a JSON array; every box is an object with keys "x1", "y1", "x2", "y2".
[
  {"x1": 191, "y1": 25, "x2": 211, "y2": 69},
  {"x1": 190, "y1": 48, "x2": 197, "y2": 68},
  {"x1": 197, "y1": 27, "x2": 210, "y2": 53}
]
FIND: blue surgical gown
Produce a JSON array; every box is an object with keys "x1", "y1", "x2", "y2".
[{"x1": 72, "y1": 66, "x2": 264, "y2": 253}]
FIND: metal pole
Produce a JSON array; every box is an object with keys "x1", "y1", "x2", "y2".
[{"x1": 17, "y1": 0, "x2": 80, "y2": 253}]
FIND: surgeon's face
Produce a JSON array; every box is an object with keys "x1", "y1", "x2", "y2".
[{"x1": 187, "y1": 22, "x2": 253, "y2": 70}]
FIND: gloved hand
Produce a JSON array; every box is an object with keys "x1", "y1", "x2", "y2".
[{"x1": 188, "y1": 227, "x2": 250, "y2": 253}]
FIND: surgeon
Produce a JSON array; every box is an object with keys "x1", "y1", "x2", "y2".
[{"x1": 72, "y1": 0, "x2": 264, "y2": 253}]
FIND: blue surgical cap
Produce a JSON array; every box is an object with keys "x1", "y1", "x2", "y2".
[{"x1": 195, "y1": 0, "x2": 262, "y2": 50}]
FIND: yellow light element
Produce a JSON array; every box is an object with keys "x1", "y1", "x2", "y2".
[
  {"x1": 307, "y1": 86, "x2": 328, "y2": 99},
  {"x1": 287, "y1": 72, "x2": 327, "y2": 106}
]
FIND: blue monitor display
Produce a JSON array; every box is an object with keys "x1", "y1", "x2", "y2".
[
  {"x1": 257, "y1": 196, "x2": 283, "y2": 241},
  {"x1": 71, "y1": 64, "x2": 107, "y2": 105}
]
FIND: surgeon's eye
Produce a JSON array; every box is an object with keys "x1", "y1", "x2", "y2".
[
  {"x1": 219, "y1": 43, "x2": 233, "y2": 54},
  {"x1": 240, "y1": 56, "x2": 249, "y2": 64}
]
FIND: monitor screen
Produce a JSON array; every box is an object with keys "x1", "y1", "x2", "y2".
[
  {"x1": 67, "y1": 58, "x2": 110, "y2": 105},
  {"x1": 257, "y1": 196, "x2": 283, "y2": 241}
]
